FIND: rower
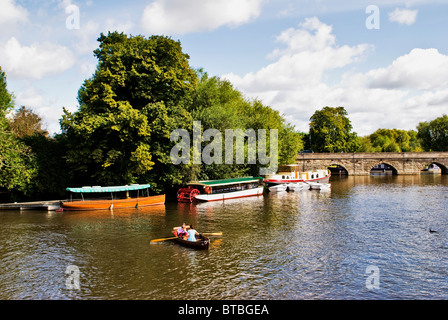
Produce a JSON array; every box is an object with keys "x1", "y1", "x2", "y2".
[
  {"x1": 177, "y1": 223, "x2": 188, "y2": 239},
  {"x1": 187, "y1": 225, "x2": 200, "y2": 241}
]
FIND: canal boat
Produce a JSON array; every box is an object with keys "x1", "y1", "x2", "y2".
[
  {"x1": 172, "y1": 229, "x2": 210, "y2": 250},
  {"x1": 264, "y1": 165, "x2": 331, "y2": 189},
  {"x1": 177, "y1": 177, "x2": 264, "y2": 202},
  {"x1": 61, "y1": 184, "x2": 165, "y2": 210}
]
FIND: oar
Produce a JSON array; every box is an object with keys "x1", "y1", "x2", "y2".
[
  {"x1": 173, "y1": 227, "x2": 222, "y2": 236},
  {"x1": 150, "y1": 236, "x2": 177, "y2": 243},
  {"x1": 151, "y1": 232, "x2": 222, "y2": 243}
]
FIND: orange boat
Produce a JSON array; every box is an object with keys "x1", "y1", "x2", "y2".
[{"x1": 61, "y1": 184, "x2": 165, "y2": 211}]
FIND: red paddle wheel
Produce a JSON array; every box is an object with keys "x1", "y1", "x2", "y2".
[{"x1": 177, "y1": 187, "x2": 201, "y2": 202}]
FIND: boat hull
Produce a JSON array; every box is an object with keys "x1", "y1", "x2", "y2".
[
  {"x1": 308, "y1": 182, "x2": 331, "y2": 190},
  {"x1": 194, "y1": 186, "x2": 264, "y2": 202},
  {"x1": 288, "y1": 182, "x2": 311, "y2": 191},
  {"x1": 61, "y1": 194, "x2": 165, "y2": 211},
  {"x1": 269, "y1": 185, "x2": 287, "y2": 192},
  {"x1": 172, "y1": 232, "x2": 210, "y2": 250}
]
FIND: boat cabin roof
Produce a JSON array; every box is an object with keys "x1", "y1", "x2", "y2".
[
  {"x1": 187, "y1": 177, "x2": 262, "y2": 187},
  {"x1": 66, "y1": 184, "x2": 151, "y2": 193}
]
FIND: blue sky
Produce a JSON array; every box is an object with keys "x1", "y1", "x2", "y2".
[{"x1": 1, "y1": 0, "x2": 448, "y2": 136}]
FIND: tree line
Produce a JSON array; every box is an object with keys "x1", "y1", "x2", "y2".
[
  {"x1": 305, "y1": 106, "x2": 447, "y2": 153},
  {"x1": 0, "y1": 32, "x2": 301, "y2": 201},
  {"x1": 1, "y1": 31, "x2": 447, "y2": 201}
]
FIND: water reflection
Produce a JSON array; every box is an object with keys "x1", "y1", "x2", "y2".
[{"x1": 1, "y1": 175, "x2": 448, "y2": 299}]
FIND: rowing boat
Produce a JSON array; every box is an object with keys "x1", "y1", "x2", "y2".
[{"x1": 172, "y1": 230, "x2": 210, "y2": 250}]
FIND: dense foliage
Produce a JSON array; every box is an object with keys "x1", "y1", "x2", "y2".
[
  {"x1": 308, "y1": 106, "x2": 359, "y2": 153},
  {"x1": 1, "y1": 31, "x2": 448, "y2": 201},
  {"x1": 60, "y1": 32, "x2": 303, "y2": 193},
  {"x1": 190, "y1": 71, "x2": 303, "y2": 180},
  {"x1": 358, "y1": 128, "x2": 423, "y2": 153},
  {"x1": 417, "y1": 115, "x2": 448, "y2": 151},
  {"x1": 60, "y1": 32, "x2": 197, "y2": 192},
  {"x1": 0, "y1": 68, "x2": 36, "y2": 197}
]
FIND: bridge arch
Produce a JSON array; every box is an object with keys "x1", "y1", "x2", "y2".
[
  {"x1": 421, "y1": 162, "x2": 448, "y2": 174},
  {"x1": 369, "y1": 162, "x2": 399, "y2": 175},
  {"x1": 327, "y1": 163, "x2": 349, "y2": 175},
  {"x1": 295, "y1": 152, "x2": 448, "y2": 175}
]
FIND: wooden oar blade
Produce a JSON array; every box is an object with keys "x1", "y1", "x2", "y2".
[
  {"x1": 150, "y1": 236, "x2": 177, "y2": 243},
  {"x1": 202, "y1": 232, "x2": 222, "y2": 236}
]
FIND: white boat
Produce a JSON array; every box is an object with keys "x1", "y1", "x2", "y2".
[
  {"x1": 307, "y1": 182, "x2": 331, "y2": 190},
  {"x1": 269, "y1": 184, "x2": 288, "y2": 192},
  {"x1": 264, "y1": 165, "x2": 331, "y2": 188},
  {"x1": 287, "y1": 182, "x2": 310, "y2": 191},
  {"x1": 177, "y1": 177, "x2": 264, "y2": 202}
]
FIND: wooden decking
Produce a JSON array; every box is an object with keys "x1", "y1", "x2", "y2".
[{"x1": 0, "y1": 200, "x2": 61, "y2": 211}]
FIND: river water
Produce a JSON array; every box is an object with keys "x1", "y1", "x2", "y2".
[{"x1": 1, "y1": 174, "x2": 447, "y2": 300}]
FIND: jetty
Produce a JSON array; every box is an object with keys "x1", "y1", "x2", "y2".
[{"x1": 0, "y1": 200, "x2": 61, "y2": 211}]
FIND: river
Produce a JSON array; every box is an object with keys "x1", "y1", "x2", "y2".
[{"x1": 1, "y1": 174, "x2": 447, "y2": 300}]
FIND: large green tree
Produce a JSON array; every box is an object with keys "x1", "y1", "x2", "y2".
[
  {"x1": 417, "y1": 115, "x2": 448, "y2": 151},
  {"x1": 60, "y1": 32, "x2": 197, "y2": 192},
  {"x1": 309, "y1": 106, "x2": 359, "y2": 153},
  {"x1": 189, "y1": 71, "x2": 303, "y2": 179}
]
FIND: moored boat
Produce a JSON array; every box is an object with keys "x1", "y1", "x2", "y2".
[
  {"x1": 288, "y1": 182, "x2": 311, "y2": 191},
  {"x1": 307, "y1": 182, "x2": 331, "y2": 190},
  {"x1": 264, "y1": 165, "x2": 331, "y2": 189},
  {"x1": 61, "y1": 184, "x2": 165, "y2": 210},
  {"x1": 269, "y1": 184, "x2": 288, "y2": 192},
  {"x1": 177, "y1": 177, "x2": 263, "y2": 202},
  {"x1": 172, "y1": 230, "x2": 210, "y2": 249}
]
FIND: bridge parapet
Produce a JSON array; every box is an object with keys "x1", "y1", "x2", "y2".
[{"x1": 295, "y1": 152, "x2": 448, "y2": 175}]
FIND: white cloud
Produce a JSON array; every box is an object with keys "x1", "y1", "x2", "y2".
[
  {"x1": 141, "y1": 0, "x2": 264, "y2": 35},
  {"x1": 0, "y1": 0, "x2": 28, "y2": 31},
  {"x1": 104, "y1": 19, "x2": 134, "y2": 34},
  {"x1": 367, "y1": 48, "x2": 448, "y2": 90},
  {"x1": 223, "y1": 17, "x2": 372, "y2": 115},
  {"x1": 388, "y1": 8, "x2": 418, "y2": 25},
  {"x1": 221, "y1": 17, "x2": 448, "y2": 136},
  {"x1": 71, "y1": 20, "x2": 101, "y2": 54},
  {"x1": 15, "y1": 86, "x2": 44, "y2": 108},
  {"x1": 0, "y1": 37, "x2": 76, "y2": 79},
  {"x1": 225, "y1": 17, "x2": 371, "y2": 92}
]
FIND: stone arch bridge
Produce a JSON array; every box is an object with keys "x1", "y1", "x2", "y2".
[{"x1": 296, "y1": 152, "x2": 448, "y2": 175}]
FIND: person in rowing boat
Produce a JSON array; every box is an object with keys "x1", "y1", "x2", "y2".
[
  {"x1": 177, "y1": 223, "x2": 188, "y2": 239},
  {"x1": 187, "y1": 225, "x2": 200, "y2": 242}
]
